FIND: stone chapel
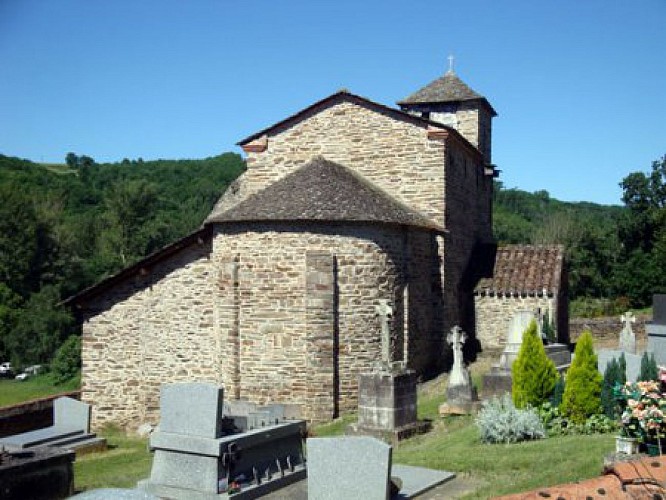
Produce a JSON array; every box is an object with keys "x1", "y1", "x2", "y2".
[{"x1": 69, "y1": 67, "x2": 566, "y2": 430}]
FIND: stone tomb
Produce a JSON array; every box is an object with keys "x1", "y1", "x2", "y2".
[
  {"x1": 648, "y1": 294, "x2": 666, "y2": 366},
  {"x1": 308, "y1": 436, "x2": 393, "y2": 500},
  {"x1": 0, "y1": 397, "x2": 106, "y2": 454},
  {"x1": 598, "y1": 311, "x2": 646, "y2": 382},
  {"x1": 439, "y1": 326, "x2": 480, "y2": 415},
  {"x1": 0, "y1": 446, "x2": 75, "y2": 500},
  {"x1": 347, "y1": 300, "x2": 430, "y2": 441},
  {"x1": 138, "y1": 383, "x2": 306, "y2": 499},
  {"x1": 483, "y1": 310, "x2": 571, "y2": 396}
]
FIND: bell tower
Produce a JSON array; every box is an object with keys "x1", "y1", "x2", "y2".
[{"x1": 397, "y1": 58, "x2": 497, "y2": 165}]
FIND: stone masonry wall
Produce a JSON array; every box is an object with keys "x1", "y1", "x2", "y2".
[
  {"x1": 216, "y1": 97, "x2": 447, "y2": 225},
  {"x1": 81, "y1": 240, "x2": 219, "y2": 430},
  {"x1": 441, "y1": 137, "x2": 494, "y2": 342},
  {"x1": 474, "y1": 294, "x2": 557, "y2": 350},
  {"x1": 212, "y1": 223, "x2": 440, "y2": 422}
]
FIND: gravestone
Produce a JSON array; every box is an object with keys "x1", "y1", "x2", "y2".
[
  {"x1": 483, "y1": 310, "x2": 571, "y2": 396},
  {"x1": 598, "y1": 311, "x2": 646, "y2": 382},
  {"x1": 347, "y1": 300, "x2": 429, "y2": 442},
  {"x1": 648, "y1": 295, "x2": 666, "y2": 366},
  {"x1": 138, "y1": 383, "x2": 307, "y2": 499},
  {"x1": 307, "y1": 437, "x2": 392, "y2": 500},
  {"x1": 439, "y1": 326, "x2": 479, "y2": 415},
  {"x1": 619, "y1": 311, "x2": 637, "y2": 354},
  {"x1": 0, "y1": 397, "x2": 105, "y2": 454}
]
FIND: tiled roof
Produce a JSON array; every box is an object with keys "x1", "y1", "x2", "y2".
[
  {"x1": 206, "y1": 157, "x2": 445, "y2": 233},
  {"x1": 494, "y1": 455, "x2": 666, "y2": 499},
  {"x1": 397, "y1": 71, "x2": 497, "y2": 116},
  {"x1": 474, "y1": 244, "x2": 564, "y2": 296}
]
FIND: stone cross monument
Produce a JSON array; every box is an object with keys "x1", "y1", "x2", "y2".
[
  {"x1": 375, "y1": 299, "x2": 393, "y2": 368},
  {"x1": 619, "y1": 311, "x2": 637, "y2": 354},
  {"x1": 440, "y1": 326, "x2": 478, "y2": 416},
  {"x1": 447, "y1": 326, "x2": 468, "y2": 387}
]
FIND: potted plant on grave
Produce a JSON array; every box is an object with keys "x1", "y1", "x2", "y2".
[
  {"x1": 617, "y1": 380, "x2": 666, "y2": 455},
  {"x1": 615, "y1": 381, "x2": 646, "y2": 454}
]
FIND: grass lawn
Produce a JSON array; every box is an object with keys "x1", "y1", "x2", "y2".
[
  {"x1": 74, "y1": 427, "x2": 152, "y2": 492},
  {"x1": 0, "y1": 374, "x2": 80, "y2": 407}
]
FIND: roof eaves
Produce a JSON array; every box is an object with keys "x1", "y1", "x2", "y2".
[{"x1": 63, "y1": 226, "x2": 213, "y2": 308}]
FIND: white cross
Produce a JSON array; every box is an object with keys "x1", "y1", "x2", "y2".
[
  {"x1": 375, "y1": 299, "x2": 393, "y2": 364},
  {"x1": 447, "y1": 54, "x2": 455, "y2": 74},
  {"x1": 621, "y1": 311, "x2": 636, "y2": 330},
  {"x1": 447, "y1": 325, "x2": 466, "y2": 351}
]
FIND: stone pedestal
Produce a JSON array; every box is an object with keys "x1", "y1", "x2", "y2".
[{"x1": 348, "y1": 370, "x2": 429, "y2": 442}]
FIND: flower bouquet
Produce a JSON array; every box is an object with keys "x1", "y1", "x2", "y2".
[{"x1": 616, "y1": 380, "x2": 666, "y2": 454}]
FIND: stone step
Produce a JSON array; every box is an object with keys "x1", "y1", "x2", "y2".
[{"x1": 0, "y1": 427, "x2": 84, "y2": 449}]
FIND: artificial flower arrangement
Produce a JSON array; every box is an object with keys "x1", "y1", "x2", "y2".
[{"x1": 616, "y1": 378, "x2": 666, "y2": 449}]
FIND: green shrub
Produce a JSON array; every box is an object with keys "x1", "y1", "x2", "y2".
[
  {"x1": 538, "y1": 403, "x2": 616, "y2": 436},
  {"x1": 601, "y1": 358, "x2": 623, "y2": 418},
  {"x1": 618, "y1": 353, "x2": 627, "y2": 384},
  {"x1": 511, "y1": 320, "x2": 559, "y2": 408},
  {"x1": 50, "y1": 335, "x2": 81, "y2": 385},
  {"x1": 560, "y1": 331, "x2": 602, "y2": 423},
  {"x1": 638, "y1": 352, "x2": 658, "y2": 382},
  {"x1": 476, "y1": 394, "x2": 545, "y2": 444},
  {"x1": 550, "y1": 375, "x2": 565, "y2": 407}
]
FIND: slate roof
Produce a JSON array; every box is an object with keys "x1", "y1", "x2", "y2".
[
  {"x1": 206, "y1": 157, "x2": 445, "y2": 233},
  {"x1": 474, "y1": 245, "x2": 564, "y2": 296},
  {"x1": 397, "y1": 71, "x2": 497, "y2": 116}
]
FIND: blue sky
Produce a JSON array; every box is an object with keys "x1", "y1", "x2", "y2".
[{"x1": 1, "y1": 1, "x2": 664, "y2": 205}]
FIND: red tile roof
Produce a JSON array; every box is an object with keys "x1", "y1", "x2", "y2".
[
  {"x1": 474, "y1": 245, "x2": 565, "y2": 297},
  {"x1": 494, "y1": 455, "x2": 666, "y2": 500}
]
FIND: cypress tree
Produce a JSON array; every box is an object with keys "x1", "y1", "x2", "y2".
[
  {"x1": 618, "y1": 352, "x2": 627, "y2": 384},
  {"x1": 561, "y1": 331, "x2": 602, "y2": 423},
  {"x1": 512, "y1": 319, "x2": 559, "y2": 408},
  {"x1": 639, "y1": 352, "x2": 659, "y2": 382},
  {"x1": 601, "y1": 358, "x2": 621, "y2": 418}
]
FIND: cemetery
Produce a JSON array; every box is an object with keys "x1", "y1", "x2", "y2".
[{"x1": 4, "y1": 300, "x2": 666, "y2": 498}]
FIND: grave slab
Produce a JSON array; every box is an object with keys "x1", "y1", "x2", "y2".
[
  {"x1": 308, "y1": 436, "x2": 392, "y2": 500},
  {"x1": 160, "y1": 383, "x2": 223, "y2": 438},
  {"x1": 391, "y1": 464, "x2": 456, "y2": 499}
]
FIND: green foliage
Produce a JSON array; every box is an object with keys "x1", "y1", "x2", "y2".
[
  {"x1": 561, "y1": 331, "x2": 603, "y2": 423},
  {"x1": 550, "y1": 375, "x2": 565, "y2": 407},
  {"x1": 601, "y1": 358, "x2": 623, "y2": 418},
  {"x1": 0, "y1": 152, "x2": 245, "y2": 365},
  {"x1": 476, "y1": 394, "x2": 545, "y2": 444},
  {"x1": 5, "y1": 286, "x2": 74, "y2": 366},
  {"x1": 618, "y1": 353, "x2": 627, "y2": 384},
  {"x1": 511, "y1": 320, "x2": 559, "y2": 408},
  {"x1": 51, "y1": 335, "x2": 81, "y2": 385},
  {"x1": 638, "y1": 352, "x2": 659, "y2": 382},
  {"x1": 537, "y1": 402, "x2": 617, "y2": 437}
]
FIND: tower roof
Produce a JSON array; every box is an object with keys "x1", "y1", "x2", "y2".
[
  {"x1": 397, "y1": 71, "x2": 497, "y2": 116},
  {"x1": 206, "y1": 157, "x2": 444, "y2": 233}
]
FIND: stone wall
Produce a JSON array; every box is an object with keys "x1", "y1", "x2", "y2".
[
  {"x1": 474, "y1": 294, "x2": 558, "y2": 350},
  {"x1": 441, "y1": 135, "x2": 494, "y2": 342},
  {"x1": 80, "y1": 239, "x2": 218, "y2": 430},
  {"x1": 213, "y1": 223, "x2": 442, "y2": 422},
  {"x1": 216, "y1": 96, "x2": 447, "y2": 225}
]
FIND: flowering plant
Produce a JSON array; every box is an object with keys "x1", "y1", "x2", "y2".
[{"x1": 616, "y1": 380, "x2": 666, "y2": 441}]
